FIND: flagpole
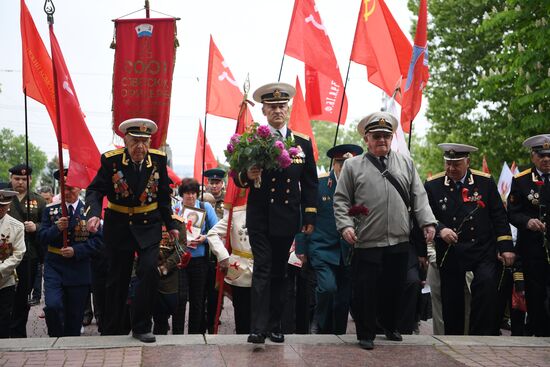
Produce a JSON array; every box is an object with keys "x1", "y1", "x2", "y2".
[
  {"x1": 277, "y1": 54, "x2": 286, "y2": 82},
  {"x1": 407, "y1": 119, "x2": 413, "y2": 151},
  {"x1": 23, "y1": 88, "x2": 31, "y2": 221},
  {"x1": 201, "y1": 114, "x2": 207, "y2": 202},
  {"x1": 45, "y1": 0, "x2": 68, "y2": 248},
  {"x1": 329, "y1": 59, "x2": 352, "y2": 170}
]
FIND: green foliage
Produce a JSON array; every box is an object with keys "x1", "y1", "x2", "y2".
[
  {"x1": 0, "y1": 128, "x2": 47, "y2": 188},
  {"x1": 39, "y1": 156, "x2": 59, "y2": 190},
  {"x1": 408, "y1": 0, "x2": 550, "y2": 177},
  {"x1": 311, "y1": 119, "x2": 363, "y2": 169}
]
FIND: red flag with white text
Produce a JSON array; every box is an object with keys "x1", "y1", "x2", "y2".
[
  {"x1": 49, "y1": 29, "x2": 100, "y2": 188},
  {"x1": 193, "y1": 121, "x2": 217, "y2": 181},
  {"x1": 206, "y1": 36, "x2": 253, "y2": 122},
  {"x1": 400, "y1": 0, "x2": 429, "y2": 133},
  {"x1": 20, "y1": 0, "x2": 60, "y2": 142},
  {"x1": 289, "y1": 77, "x2": 318, "y2": 161},
  {"x1": 350, "y1": 0, "x2": 412, "y2": 104},
  {"x1": 285, "y1": 0, "x2": 347, "y2": 124},
  {"x1": 112, "y1": 19, "x2": 177, "y2": 148}
]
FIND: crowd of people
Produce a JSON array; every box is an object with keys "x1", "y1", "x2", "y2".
[{"x1": 0, "y1": 82, "x2": 548, "y2": 351}]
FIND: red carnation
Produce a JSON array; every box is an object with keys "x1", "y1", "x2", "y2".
[
  {"x1": 348, "y1": 205, "x2": 369, "y2": 217},
  {"x1": 462, "y1": 187, "x2": 470, "y2": 202},
  {"x1": 535, "y1": 181, "x2": 544, "y2": 187},
  {"x1": 477, "y1": 200, "x2": 486, "y2": 209}
]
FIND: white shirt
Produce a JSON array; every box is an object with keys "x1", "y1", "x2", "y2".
[
  {"x1": 268, "y1": 124, "x2": 287, "y2": 138},
  {"x1": 66, "y1": 199, "x2": 80, "y2": 214}
]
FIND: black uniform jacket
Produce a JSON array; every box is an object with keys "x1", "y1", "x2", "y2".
[
  {"x1": 9, "y1": 191, "x2": 46, "y2": 261},
  {"x1": 234, "y1": 130, "x2": 318, "y2": 237},
  {"x1": 85, "y1": 148, "x2": 176, "y2": 250},
  {"x1": 425, "y1": 169, "x2": 513, "y2": 267},
  {"x1": 507, "y1": 167, "x2": 550, "y2": 261}
]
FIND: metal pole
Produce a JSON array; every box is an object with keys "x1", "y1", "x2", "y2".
[
  {"x1": 201, "y1": 115, "x2": 207, "y2": 202},
  {"x1": 145, "y1": 0, "x2": 150, "y2": 18},
  {"x1": 329, "y1": 59, "x2": 352, "y2": 170},
  {"x1": 23, "y1": 89, "x2": 31, "y2": 221},
  {"x1": 277, "y1": 54, "x2": 286, "y2": 82}
]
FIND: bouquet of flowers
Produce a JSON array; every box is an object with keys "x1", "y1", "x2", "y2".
[{"x1": 224, "y1": 123, "x2": 299, "y2": 188}]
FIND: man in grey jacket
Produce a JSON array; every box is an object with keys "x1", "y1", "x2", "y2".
[{"x1": 333, "y1": 111, "x2": 436, "y2": 350}]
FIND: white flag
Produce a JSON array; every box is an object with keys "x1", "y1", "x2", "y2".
[
  {"x1": 497, "y1": 161, "x2": 514, "y2": 199},
  {"x1": 387, "y1": 97, "x2": 410, "y2": 157}
]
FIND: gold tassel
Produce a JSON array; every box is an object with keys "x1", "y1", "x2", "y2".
[{"x1": 174, "y1": 37, "x2": 179, "y2": 48}]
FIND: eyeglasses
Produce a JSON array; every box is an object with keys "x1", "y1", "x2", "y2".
[
  {"x1": 536, "y1": 152, "x2": 550, "y2": 158},
  {"x1": 369, "y1": 133, "x2": 392, "y2": 140}
]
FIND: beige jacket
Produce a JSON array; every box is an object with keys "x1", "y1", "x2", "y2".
[
  {"x1": 0, "y1": 214, "x2": 26, "y2": 289},
  {"x1": 207, "y1": 206, "x2": 253, "y2": 287},
  {"x1": 334, "y1": 151, "x2": 436, "y2": 248}
]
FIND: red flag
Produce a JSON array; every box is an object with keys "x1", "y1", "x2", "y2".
[
  {"x1": 20, "y1": 0, "x2": 60, "y2": 141},
  {"x1": 482, "y1": 155, "x2": 490, "y2": 174},
  {"x1": 284, "y1": 0, "x2": 347, "y2": 124},
  {"x1": 167, "y1": 166, "x2": 182, "y2": 186},
  {"x1": 289, "y1": 77, "x2": 318, "y2": 161},
  {"x1": 206, "y1": 36, "x2": 253, "y2": 122},
  {"x1": 400, "y1": 0, "x2": 429, "y2": 133},
  {"x1": 350, "y1": 0, "x2": 412, "y2": 104},
  {"x1": 49, "y1": 29, "x2": 100, "y2": 189},
  {"x1": 193, "y1": 121, "x2": 217, "y2": 181}
]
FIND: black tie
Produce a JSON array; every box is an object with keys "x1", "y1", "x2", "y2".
[
  {"x1": 275, "y1": 130, "x2": 283, "y2": 140},
  {"x1": 68, "y1": 205, "x2": 74, "y2": 217},
  {"x1": 134, "y1": 162, "x2": 142, "y2": 173},
  {"x1": 543, "y1": 173, "x2": 549, "y2": 185},
  {"x1": 379, "y1": 156, "x2": 387, "y2": 170},
  {"x1": 455, "y1": 181, "x2": 462, "y2": 190}
]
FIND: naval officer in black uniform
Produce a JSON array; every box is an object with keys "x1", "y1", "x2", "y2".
[
  {"x1": 425, "y1": 143, "x2": 515, "y2": 335},
  {"x1": 507, "y1": 134, "x2": 550, "y2": 336},
  {"x1": 234, "y1": 82, "x2": 318, "y2": 344},
  {"x1": 85, "y1": 118, "x2": 179, "y2": 343}
]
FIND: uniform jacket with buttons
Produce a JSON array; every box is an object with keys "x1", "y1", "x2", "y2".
[
  {"x1": 234, "y1": 130, "x2": 318, "y2": 236},
  {"x1": 425, "y1": 169, "x2": 513, "y2": 267},
  {"x1": 0, "y1": 214, "x2": 26, "y2": 290},
  {"x1": 85, "y1": 148, "x2": 177, "y2": 250},
  {"x1": 37, "y1": 200, "x2": 103, "y2": 286},
  {"x1": 295, "y1": 171, "x2": 349, "y2": 266},
  {"x1": 8, "y1": 191, "x2": 46, "y2": 261},
  {"x1": 207, "y1": 206, "x2": 253, "y2": 287},
  {"x1": 507, "y1": 167, "x2": 550, "y2": 261}
]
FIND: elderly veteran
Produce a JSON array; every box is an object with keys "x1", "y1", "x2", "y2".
[
  {"x1": 38, "y1": 169, "x2": 103, "y2": 337},
  {"x1": 7, "y1": 163, "x2": 46, "y2": 337},
  {"x1": 334, "y1": 111, "x2": 436, "y2": 350},
  {"x1": 424, "y1": 144, "x2": 514, "y2": 335},
  {"x1": 207, "y1": 204, "x2": 253, "y2": 334},
  {"x1": 0, "y1": 190, "x2": 26, "y2": 339},
  {"x1": 508, "y1": 134, "x2": 550, "y2": 336},
  {"x1": 295, "y1": 144, "x2": 363, "y2": 335},
  {"x1": 233, "y1": 82, "x2": 318, "y2": 344},
  {"x1": 85, "y1": 118, "x2": 179, "y2": 343}
]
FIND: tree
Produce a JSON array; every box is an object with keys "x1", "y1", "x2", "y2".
[
  {"x1": 408, "y1": 0, "x2": 550, "y2": 178},
  {"x1": 40, "y1": 156, "x2": 59, "y2": 191},
  {"x1": 0, "y1": 128, "x2": 47, "y2": 187},
  {"x1": 311, "y1": 119, "x2": 362, "y2": 170}
]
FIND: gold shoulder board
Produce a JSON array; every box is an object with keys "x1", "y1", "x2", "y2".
[
  {"x1": 292, "y1": 131, "x2": 310, "y2": 141},
  {"x1": 148, "y1": 148, "x2": 166, "y2": 156},
  {"x1": 471, "y1": 169, "x2": 491, "y2": 178},
  {"x1": 427, "y1": 171, "x2": 445, "y2": 182},
  {"x1": 104, "y1": 148, "x2": 124, "y2": 158},
  {"x1": 318, "y1": 172, "x2": 330, "y2": 179},
  {"x1": 172, "y1": 214, "x2": 185, "y2": 223},
  {"x1": 514, "y1": 168, "x2": 531, "y2": 179}
]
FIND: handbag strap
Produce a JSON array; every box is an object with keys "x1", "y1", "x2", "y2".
[{"x1": 365, "y1": 153, "x2": 411, "y2": 212}]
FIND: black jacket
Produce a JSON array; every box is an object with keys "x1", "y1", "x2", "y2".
[
  {"x1": 234, "y1": 130, "x2": 318, "y2": 236},
  {"x1": 425, "y1": 169, "x2": 513, "y2": 267},
  {"x1": 507, "y1": 167, "x2": 550, "y2": 261},
  {"x1": 85, "y1": 148, "x2": 176, "y2": 249}
]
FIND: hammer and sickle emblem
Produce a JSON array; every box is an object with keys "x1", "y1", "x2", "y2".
[
  {"x1": 218, "y1": 61, "x2": 239, "y2": 87},
  {"x1": 304, "y1": 8, "x2": 328, "y2": 36},
  {"x1": 363, "y1": 0, "x2": 376, "y2": 22}
]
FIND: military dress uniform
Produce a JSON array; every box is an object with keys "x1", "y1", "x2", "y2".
[
  {"x1": 38, "y1": 199, "x2": 103, "y2": 337},
  {"x1": 426, "y1": 167, "x2": 513, "y2": 335},
  {"x1": 0, "y1": 190, "x2": 26, "y2": 339},
  {"x1": 507, "y1": 135, "x2": 550, "y2": 336},
  {"x1": 235, "y1": 129, "x2": 318, "y2": 337},
  {"x1": 7, "y1": 165, "x2": 46, "y2": 338},
  {"x1": 85, "y1": 135, "x2": 177, "y2": 335}
]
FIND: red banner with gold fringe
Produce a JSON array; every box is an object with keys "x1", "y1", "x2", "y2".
[{"x1": 112, "y1": 18, "x2": 177, "y2": 148}]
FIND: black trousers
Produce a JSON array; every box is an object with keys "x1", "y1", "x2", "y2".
[
  {"x1": 10, "y1": 257, "x2": 38, "y2": 338},
  {"x1": 102, "y1": 244, "x2": 159, "y2": 335},
  {"x1": 523, "y1": 259, "x2": 550, "y2": 337},
  {"x1": 351, "y1": 243, "x2": 409, "y2": 341},
  {"x1": 440, "y1": 256, "x2": 498, "y2": 335},
  {"x1": 398, "y1": 245, "x2": 422, "y2": 334},
  {"x1": 0, "y1": 286, "x2": 16, "y2": 339},
  {"x1": 248, "y1": 231, "x2": 294, "y2": 335},
  {"x1": 172, "y1": 256, "x2": 208, "y2": 334},
  {"x1": 282, "y1": 263, "x2": 316, "y2": 334},
  {"x1": 231, "y1": 284, "x2": 251, "y2": 334},
  {"x1": 91, "y1": 254, "x2": 108, "y2": 333},
  {"x1": 205, "y1": 256, "x2": 219, "y2": 334}
]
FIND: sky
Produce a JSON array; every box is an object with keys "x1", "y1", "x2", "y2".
[{"x1": 0, "y1": 0, "x2": 427, "y2": 176}]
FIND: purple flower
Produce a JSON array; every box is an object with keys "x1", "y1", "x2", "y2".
[
  {"x1": 288, "y1": 147, "x2": 299, "y2": 157},
  {"x1": 277, "y1": 149, "x2": 292, "y2": 168},
  {"x1": 274, "y1": 140, "x2": 285, "y2": 151},
  {"x1": 257, "y1": 125, "x2": 271, "y2": 139},
  {"x1": 226, "y1": 143, "x2": 234, "y2": 153},
  {"x1": 230, "y1": 134, "x2": 241, "y2": 144},
  {"x1": 229, "y1": 170, "x2": 237, "y2": 179}
]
